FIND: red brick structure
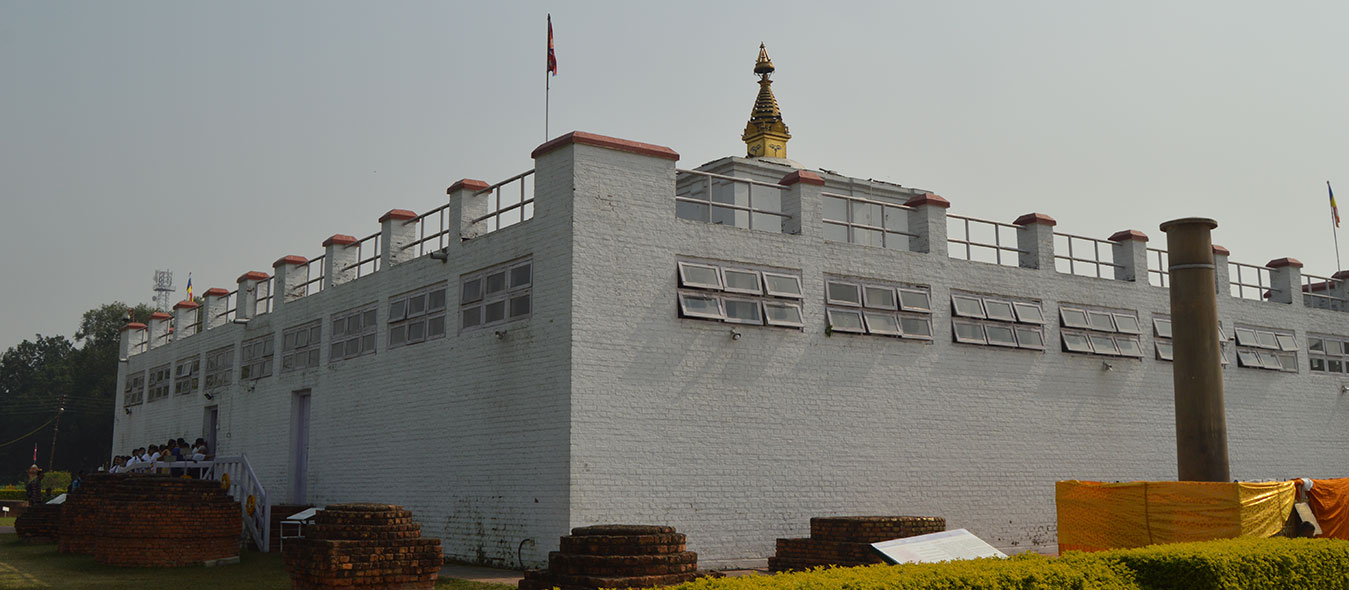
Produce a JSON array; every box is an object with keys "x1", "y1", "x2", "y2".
[
  {"x1": 268, "y1": 503, "x2": 313, "y2": 553},
  {"x1": 93, "y1": 476, "x2": 242, "y2": 567},
  {"x1": 284, "y1": 503, "x2": 442, "y2": 590},
  {"x1": 768, "y1": 516, "x2": 946, "y2": 572},
  {"x1": 519, "y1": 525, "x2": 699, "y2": 590},
  {"x1": 59, "y1": 473, "x2": 128, "y2": 554},
  {"x1": 14, "y1": 503, "x2": 61, "y2": 543}
]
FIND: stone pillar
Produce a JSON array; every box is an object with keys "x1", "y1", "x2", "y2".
[
  {"x1": 236, "y1": 271, "x2": 269, "y2": 322},
  {"x1": 379, "y1": 209, "x2": 418, "y2": 268},
  {"x1": 448, "y1": 179, "x2": 491, "y2": 242},
  {"x1": 1108, "y1": 229, "x2": 1150, "y2": 282},
  {"x1": 779, "y1": 170, "x2": 825, "y2": 238},
  {"x1": 904, "y1": 193, "x2": 950, "y2": 256},
  {"x1": 147, "y1": 312, "x2": 172, "y2": 349},
  {"x1": 323, "y1": 235, "x2": 359, "y2": 288},
  {"x1": 1160, "y1": 217, "x2": 1229, "y2": 483},
  {"x1": 119, "y1": 323, "x2": 147, "y2": 359},
  {"x1": 1014, "y1": 213, "x2": 1057, "y2": 270},
  {"x1": 173, "y1": 301, "x2": 200, "y2": 339},
  {"x1": 1331, "y1": 271, "x2": 1349, "y2": 309},
  {"x1": 200, "y1": 288, "x2": 230, "y2": 331},
  {"x1": 1212, "y1": 245, "x2": 1231, "y2": 297},
  {"x1": 1266, "y1": 257, "x2": 1304, "y2": 306},
  {"x1": 271, "y1": 255, "x2": 309, "y2": 312}
]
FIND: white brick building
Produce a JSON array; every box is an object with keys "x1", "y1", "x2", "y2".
[{"x1": 113, "y1": 128, "x2": 1349, "y2": 568}]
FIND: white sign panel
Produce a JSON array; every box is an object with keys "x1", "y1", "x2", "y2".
[{"x1": 870, "y1": 528, "x2": 1007, "y2": 564}]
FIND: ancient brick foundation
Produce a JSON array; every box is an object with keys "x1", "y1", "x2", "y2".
[
  {"x1": 284, "y1": 503, "x2": 442, "y2": 590},
  {"x1": 519, "y1": 525, "x2": 700, "y2": 590},
  {"x1": 58, "y1": 473, "x2": 127, "y2": 554},
  {"x1": 93, "y1": 476, "x2": 242, "y2": 567},
  {"x1": 768, "y1": 516, "x2": 946, "y2": 572},
  {"x1": 14, "y1": 503, "x2": 61, "y2": 543}
]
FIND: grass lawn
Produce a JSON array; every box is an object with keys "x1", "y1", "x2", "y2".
[
  {"x1": 0, "y1": 519, "x2": 12, "y2": 528},
  {"x1": 0, "y1": 534, "x2": 515, "y2": 590}
]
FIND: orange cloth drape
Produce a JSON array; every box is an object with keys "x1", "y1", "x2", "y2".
[{"x1": 1309, "y1": 478, "x2": 1349, "y2": 540}]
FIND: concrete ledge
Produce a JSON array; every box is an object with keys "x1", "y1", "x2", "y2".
[
  {"x1": 237, "y1": 271, "x2": 269, "y2": 282},
  {"x1": 904, "y1": 193, "x2": 951, "y2": 209},
  {"x1": 1267, "y1": 257, "x2": 1304, "y2": 269},
  {"x1": 531, "y1": 131, "x2": 679, "y2": 161},
  {"x1": 779, "y1": 170, "x2": 825, "y2": 186},
  {"x1": 447, "y1": 179, "x2": 491, "y2": 194},
  {"x1": 1014, "y1": 212, "x2": 1056, "y2": 227},
  {"x1": 273, "y1": 255, "x2": 308, "y2": 267},
  {"x1": 379, "y1": 209, "x2": 417, "y2": 222},
  {"x1": 322, "y1": 234, "x2": 358, "y2": 247},
  {"x1": 1109, "y1": 229, "x2": 1149, "y2": 242}
]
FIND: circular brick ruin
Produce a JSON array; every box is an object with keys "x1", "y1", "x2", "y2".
[
  {"x1": 59, "y1": 473, "x2": 128, "y2": 554},
  {"x1": 769, "y1": 515, "x2": 946, "y2": 572},
  {"x1": 520, "y1": 524, "x2": 700, "y2": 590},
  {"x1": 284, "y1": 503, "x2": 442, "y2": 590},
  {"x1": 93, "y1": 476, "x2": 242, "y2": 567},
  {"x1": 14, "y1": 503, "x2": 61, "y2": 544}
]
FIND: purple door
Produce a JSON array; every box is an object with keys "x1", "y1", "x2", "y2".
[{"x1": 290, "y1": 392, "x2": 310, "y2": 503}]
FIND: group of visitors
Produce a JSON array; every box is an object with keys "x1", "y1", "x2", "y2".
[{"x1": 107, "y1": 437, "x2": 210, "y2": 475}]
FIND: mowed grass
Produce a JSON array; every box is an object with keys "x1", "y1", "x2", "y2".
[
  {"x1": 0, "y1": 519, "x2": 13, "y2": 528},
  {"x1": 0, "y1": 534, "x2": 516, "y2": 590}
]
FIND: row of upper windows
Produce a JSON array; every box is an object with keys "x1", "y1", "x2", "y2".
[{"x1": 124, "y1": 258, "x2": 531, "y2": 406}]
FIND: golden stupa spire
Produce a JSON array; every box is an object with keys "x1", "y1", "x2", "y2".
[{"x1": 742, "y1": 43, "x2": 791, "y2": 159}]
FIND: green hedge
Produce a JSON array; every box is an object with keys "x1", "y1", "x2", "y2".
[
  {"x1": 0, "y1": 487, "x2": 68, "y2": 502},
  {"x1": 1083, "y1": 537, "x2": 1349, "y2": 590},
  {"x1": 668, "y1": 553, "x2": 1137, "y2": 590},
  {"x1": 662, "y1": 538, "x2": 1349, "y2": 590}
]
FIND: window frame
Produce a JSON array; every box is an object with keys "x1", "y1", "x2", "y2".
[
  {"x1": 722, "y1": 268, "x2": 763, "y2": 295},
  {"x1": 951, "y1": 295, "x2": 986, "y2": 319},
  {"x1": 392, "y1": 282, "x2": 448, "y2": 347},
  {"x1": 677, "y1": 261, "x2": 722, "y2": 290},
  {"x1": 827, "y1": 308, "x2": 866, "y2": 334}
]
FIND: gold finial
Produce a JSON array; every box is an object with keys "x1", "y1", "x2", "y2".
[{"x1": 743, "y1": 43, "x2": 790, "y2": 159}]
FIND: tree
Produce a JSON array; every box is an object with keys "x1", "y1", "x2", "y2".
[{"x1": 0, "y1": 302, "x2": 154, "y2": 482}]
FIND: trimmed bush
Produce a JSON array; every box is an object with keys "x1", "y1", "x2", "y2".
[
  {"x1": 0, "y1": 486, "x2": 68, "y2": 502},
  {"x1": 667, "y1": 553, "x2": 1138, "y2": 590},
  {"x1": 1081, "y1": 537, "x2": 1349, "y2": 590}
]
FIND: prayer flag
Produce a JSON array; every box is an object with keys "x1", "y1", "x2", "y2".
[
  {"x1": 547, "y1": 15, "x2": 557, "y2": 76},
  {"x1": 1331, "y1": 182, "x2": 1340, "y2": 228},
  {"x1": 186, "y1": 273, "x2": 194, "y2": 301}
]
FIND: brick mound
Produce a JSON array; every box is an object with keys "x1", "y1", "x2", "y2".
[
  {"x1": 59, "y1": 473, "x2": 129, "y2": 554},
  {"x1": 519, "y1": 524, "x2": 699, "y2": 590},
  {"x1": 284, "y1": 503, "x2": 442, "y2": 590},
  {"x1": 94, "y1": 476, "x2": 242, "y2": 567},
  {"x1": 768, "y1": 516, "x2": 946, "y2": 572},
  {"x1": 14, "y1": 503, "x2": 61, "y2": 543}
]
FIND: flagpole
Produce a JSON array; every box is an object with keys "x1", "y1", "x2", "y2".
[{"x1": 545, "y1": 14, "x2": 551, "y2": 142}]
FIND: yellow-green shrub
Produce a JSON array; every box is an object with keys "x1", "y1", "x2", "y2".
[
  {"x1": 1081, "y1": 537, "x2": 1349, "y2": 590},
  {"x1": 665, "y1": 552, "x2": 1138, "y2": 590}
]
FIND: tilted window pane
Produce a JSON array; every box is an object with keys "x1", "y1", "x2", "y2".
[
  {"x1": 1060, "y1": 308, "x2": 1090, "y2": 329},
  {"x1": 763, "y1": 302, "x2": 804, "y2": 327},
  {"x1": 1062, "y1": 332, "x2": 1092, "y2": 353},
  {"x1": 827, "y1": 308, "x2": 865, "y2": 333},
  {"x1": 462, "y1": 307, "x2": 482, "y2": 328},
  {"x1": 389, "y1": 325, "x2": 407, "y2": 347},
  {"x1": 1114, "y1": 315, "x2": 1141, "y2": 335},
  {"x1": 826, "y1": 281, "x2": 861, "y2": 306},
  {"x1": 762, "y1": 273, "x2": 803, "y2": 298},
  {"x1": 1310, "y1": 357, "x2": 1326, "y2": 371},
  {"x1": 678, "y1": 262, "x2": 722, "y2": 290},
  {"x1": 1331, "y1": 359, "x2": 1345, "y2": 373},
  {"x1": 1276, "y1": 352, "x2": 1297, "y2": 372},
  {"x1": 408, "y1": 293, "x2": 427, "y2": 317},
  {"x1": 1257, "y1": 350, "x2": 1281, "y2": 370},
  {"x1": 863, "y1": 286, "x2": 897, "y2": 310},
  {"x1": 1013, "y1": 302, "x2": 1044, "y2": 325},
  {"x1": 1087, "y1": 311, "x2": 1116, "y2": 333},
  {"x1": 723, "y1": 269, "x2": 763, "y2": 294},
  {"x1": 462, "y1": 278, "x2": 483, "y2": 303},
  {"x1": 1236, "y1": 349, "x2": 1260, "y2": 367},
  {"x1": 1015, "y1": 326, "x2": 1045, "y2": 350},
  {"x1": 510, "y1": 263, "x2": 532, "y2": 288},
  {"x1": 1276, "y1": 334, "x2": 1298, "y2": 352},
  {"x1": 1154, "y1": 319, "x2": 1173, "y2": 339},
  {"x1": 952, "y1": 320, "x2": 985, "y2": 344},
  {"x1": 1117, "y1": 337, "x2": 1144, "y2": 358},
  {"x1": 486, "y1": 271, "x2": 507, "y2": 294},
  {"x1": 509, "y1": 294, "x2": 531, "y2": 318},
  {"x1": 485, "y1": 301, "x2": 506, "y2": 323},
  {"x1": 900, "y1": 316, "x2": 933, "y2": 339},
  {"x1": 864, "y1": 312, "x2": 901, "y2": 336},
  {"x1": 1156, "y1": 340, "x2": 1174, "y2": 361},
  {"x1": 952, "y1": 295, "x2": 985, "y2": 319},
  {"x1": 1234, "y1": 328, "x2": 1259, "y2": 347},
  {"x1": 1255, "y1": 331, "x2": 1279, "y2": 350},
  {"x1": 985, "y1": 324, "x2": 1017, "y2": 347},
  {"x1": 389, "y1": 299, "x2": 407, "y2": 321},
  {"x1": 679, "y1": 293, "x2": 723, "y2": 320},
  {"x1": 983, "y1": 299, "x2": 1015, "y2": 322},
  {"x1": 1089, "y1": 334, "x2": 1119, "y2": 355},
  {"x1": 428, "y1": 289, "x2": 447, "y2": 312},
  {"x1": 723, "y1": 299, "x2": 763, "y2": 325},
  {"x1": 1309, "y1": 338, "x2": 1325, "y2": 353},
  {"x1": 898, "y1": 289, "x2": 931, "y2": 312}
]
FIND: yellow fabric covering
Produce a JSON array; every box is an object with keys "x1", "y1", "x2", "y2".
[{"x1": 1056, "y1": 480, "x2": 1296, "y2": 553}]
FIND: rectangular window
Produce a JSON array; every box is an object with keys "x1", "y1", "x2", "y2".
[
  {"x1": 762, "y1": 273, "x2": 803, "y2": 298},
  {"x1": 900, "y1": 315, "x2": 933, "y2": 340},
  {"x1": 1154, "y1": 318, "x2": 1173, "y2": 339},
  {"x1": 1089, "y1": 333, "x2": 1119, "y2": 355},
  {"x1": 282, "y1": 320, "x2": 322, "y2": 372},
  {"x1": 1234, "y1": 327, "x2": 1259, "y2": 347},
  {"x1": 1013, "y1": 302, "x2": 1044, "y2": 324},
  {"x1": 240, "y1": 334, "x2": 274, "y2": 381},
  {"x1": 678, "y1": 261, "x2": 722, "y2": 290},
  {"x1": 1062, "y1": 305, "x2": 1141, "y2": 358},
  {"x1": 1116, "y1": 337, "x2": 1144, "y2": 358},
  {"x1": 204, "y1": 346, "x2": 233, "y2": 390},
  {"x1": 826, "y1": 281, "x2": 862, "y2": 306},
  {"x1": 1087, "y1": 311, "x2": 1117, "y2": 333},
  {"x1": 1276, "y1": 333, "x2": 1298, "y2": 351},
  {"x1": 984, "y1": 324, "x2": 1017, "y2": 347},
  {"x1": 951, "y1": 295, "x2": 985, "y2": 319},
  {"x1": 173, "y1": 357, "x2": 200, "y2": 396},
  {"x1": 392, "y1": 283, "x2": 448, "y2": 347},
  {"x1": 863, "y1": 286, "x2": 897, "y2": 310},
  {"x1": 1114, "y1": 314, "x2": 1141, "y2": 335},
  {"x1": 1308, "y1": 333, "x2": 1348, "y2": 374},
  {"x1": 723, "y1": 298, "x2": 763, "y2": 325},
  {"x1": 827, "y1": 308, "x2": 866, "y2": 334},
  {"x1": 953, "y1": 320, "x2": 986, "y2": 344},
  {"x1": 764, "y1": 301, "x2": 804, "y2": 328},
  {"x1": 330, "y1": 303, "x2": 376, "y2": 363},
  {"x1": 1062, "y1": 332, "x2": 1093, "y2": 353},
  {"x1": 1060, "y1": 308, "x2": 1090, "y2": 329},
  {"x1": 462, "y1": 259, "x2": 531, "y2": 333},
  {"x1": 899, "y1": 289, "x2": 932, "y2": 313},
  {"x1": 1156, "y1": 340, "x2": 1174, "y2": 361},
  {"x1": 123, "y1": 371, "x2": 145, "y2": 406},
  {"x1": 147, "y1": 364, "x2": 171, "y2": 402},
  {"x1": 1015, "y1": 326, "x2": 1045, "y2": 350},
  {"x1": 1235, "y1": 325, "x2": 1297, "y2": 372},
  {"x1": 864, "y1": 311, "x2": 902, "y2": 336},
  {"x1": 722, "y1": 268, "x2": 763, "y2": 295},
  {"x1": 983, "y1": 299, "x2": 1016, "y2": 323},
  {"x1": 679, "y1": 293, "x2": 723, "y2": 320}
]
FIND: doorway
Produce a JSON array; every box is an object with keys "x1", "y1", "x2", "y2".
[
  {"x1": 290, "y1": 391, "x2": 311, "y2": 504},
  {"x1": 202, "y1": 406, "x2": 218, "y2": 456}
]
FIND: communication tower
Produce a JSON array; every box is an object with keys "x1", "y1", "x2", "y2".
[{"x1": 152, "y1": 269, "x2": 174, "y2": 311}]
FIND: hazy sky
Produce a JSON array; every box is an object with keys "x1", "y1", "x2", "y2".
[{"x1": 4, "y1": 1, "x2": 1349, "y2": 350}]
